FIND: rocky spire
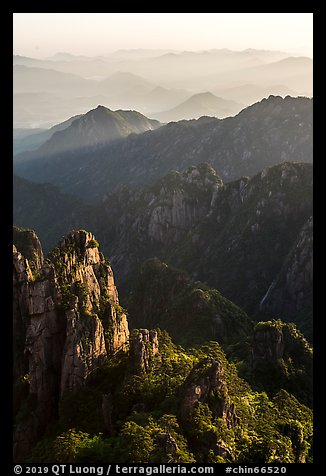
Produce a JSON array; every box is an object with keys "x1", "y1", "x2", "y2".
[
  {"x1": 13, "y1": 228, "x2": 129, "y2": 461},
  {"x1": 130, "y1": 329, "x2": 160, "y2": 373}
]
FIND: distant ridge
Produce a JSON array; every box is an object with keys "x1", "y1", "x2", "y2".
[
  {"x1": 14, "y1": 105, "x2": 161, "y2": 160},
  {"x1": 14, "y1": 96, "x2": 312, "y2": 202},
  {"x1": 153, "y1": 92, "x2": 242, "y2": 121}
]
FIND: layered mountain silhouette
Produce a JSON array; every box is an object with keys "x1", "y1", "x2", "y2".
[
  {"x1": 152, "y1": 92, "x2": 242, "y2": 122},
  {"x1": 13, "y1": 114, "x2": 82, "y2": 156},
  {"x1": 12, "y1": 47, "x2": 314, "y2": 465},
  {"x1": 13, "y1": 49, "x2": 312, "y2": 128},
  {"x1": 14, "y1": 105, "x2": 161, "y2": 161},
  {"x1": 14, "y1": 96, "x2": 312, "y2": 202},
  {"x1": 214, "y1": 83, "x2": 299, "y2": 105},
  {"x1": 13, "y1": 65, "x2": 94, "y2": 96},
  {"x1": 98, "y1": 72, "x2": 155, "y2": 97}
]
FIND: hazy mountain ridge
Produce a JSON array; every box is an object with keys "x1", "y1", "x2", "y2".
[
  {"x1": 13, "y1": 174, "x2": 88, "y2": 251},
  {"x1": 214, "y1": 83, "x2": 299, "y2": 106},
  {"x1": 13, "y1": 10, "x2": 314, "y2": 461},
  {"x1": 152, "y1": 92, "x2": 243, "y2": 122},
  {"x1": 13, "y1": 64, "x2": 95, "y2": 95},
  {"x1": 14, "y1": 106, "x2": 161, "y2": 161},
  {"x1": 13, "y1": 115, "x2": 83, "y2": 156},
  {"x1": 14, "y1": 96, "x2": 312, "y2": 202},
  {"x1": 13, "y1": 49, "x2": 312, "y2": 128},
  {"x1": 13, "y1": 48, "x2": 294, "y2": 79}
]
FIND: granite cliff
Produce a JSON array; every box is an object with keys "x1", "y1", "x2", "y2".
[
  {"x1": 101, "y1": 161, "x2": 312, "y2": 339},
  {"x1": 13, "y1": 228, "x2": 129, "y2": 460},
  {"x1": 259, "y1": 217, "x2": 313, "y2": 340}
]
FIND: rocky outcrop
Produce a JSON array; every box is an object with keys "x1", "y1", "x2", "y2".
[
  {"x1": 181, "y1": 358, "x2": 237, "y2": 428},
  {"x1": 13, "y1": 245, "x2": 33, "y2": 383},
  {"x1": 251, "y1": 320, "x2": 312, "y2": 368},
  {"x1": 103, "y1": 162, "x2": 312, "y2": 337},
  {"x1": 146, "y1": 164, "x2": 223, "y2": 243},
  {"x1": 13, "y1": 227, "x2": 44, "y2": 273},
  {"x1": 97, "y1": 163, "x2": 223, "y2": 282},
  {"x1": 156, "y1": 433, "x2": 180, "y2": 463},
  {"x1": 251, "y1": 324, "x2": 285, "y2": 367},
  {"x1": 250, "y1": 320, "x2": 313, "y2": 406},
  {"x1": 13, "y1": 238, "x2": 61, "y2": 461},
  {"x1": 180, "y1": 358, "x2": 237, "y2": 461},
  {"x1": 130, "y1": 329, "x2": 160, "y2": 373},
  {"x1": 259, "y1": 216, "x2": 313, "y2": 340},
  {"x1": 59, "y1": 307, "x2": 107, "y2": 393},
  {"x1": 13, "y1": 228, "x2": 129, "y2": 461},
  {"x1": 165, "y1": 162, "x2": 313, "y2": 331}
]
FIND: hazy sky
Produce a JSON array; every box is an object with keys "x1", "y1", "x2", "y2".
[{"x1": 13, "y1": 13, "x2": 313, "y2": 58}]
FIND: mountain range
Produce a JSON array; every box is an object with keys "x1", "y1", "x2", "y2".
[
  {"x1": 14, "y1": 96, "x2": 312, "y2": 202},
  {"x1": 12, "y1": 60, "x2": 313, "y2": 464},
  {"x1": 14, "y1": 106, "x2": 161, "y2": 161},
  {"x1": 13, "y1": 115, "x2": 82, "y2": 156},
  {"x1": 14, "y1": 159, "x2": 313, "y2": 341},
  {"x1": 152, "y1": 92, "x2": 242, "y2": 122},
  {"x1": 13, "y1": 49, "x2": 312, "y2": 128}
]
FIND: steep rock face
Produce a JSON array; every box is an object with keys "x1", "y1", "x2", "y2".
[
  {"x1": 13, "y1": 244, "x2": 33, "y2": 382},
  {"x1": 59, "y1": 307, "x2": 107, "y2": 394},
  {"x1": 250, "y1": 320, "x2": 312, "y2": 405},
  {"x1": 13, "y1": 228, "x2": 129, "y2": 461},
  {"x1": 100, "y1": 163, "x2": 222, "y2": 279},
  {"x1": 259, "y1": 217, "x2": 313, "y2": 340},
  {"x1": 181, "y1": 358, "x2": 237, "y2": 461},
  {"x1": 13, "y1": 238, "x2": 63, "y2": 461},
  {"x1": 252, "y1": 325, "x2": 285, "y2": 366},
  {"x1": 181, "y1": 358, "x2": 237, "y2": 427},
  {"x1": 14, "y1": 161, "x2": 313, "y2": 338},
  {"x1": 146, "y1": 164, "x2": 223, "y2": 243},
  {"x1": 168, "y1": 162, "x2": 312, "y2": 324},
  {"x1": 102, "y1": 162, "x2": 312, "y2": 342},
  {"x1": 13, "y1": 227, "x2": 44, "y2": 273},
  {"x1": 130, "y1": 329, "x2": 160, "y2": 373}
]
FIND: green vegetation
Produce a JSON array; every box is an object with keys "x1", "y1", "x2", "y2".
[
  {"x1": 27, "y1": 330, "x2": 312, "y2": 464},
  {"x1": 30, "y1": 272, "x2": 47, "y2": 283},
  {"x1": 113, "y1": 304, "x2": 128, "y2": 320},
  {"x1": 235, "y1": 320, "x2": 312, "y2": 406},
  {"x1": 13, "y1": 228, "x2": 313, "y2": 464},
  {"x1": 87, "y1": 239, "x2": 99, "y2": 248},
  {"x1": 127, "y1": 258, "x2": 253, "y2": 348}
]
